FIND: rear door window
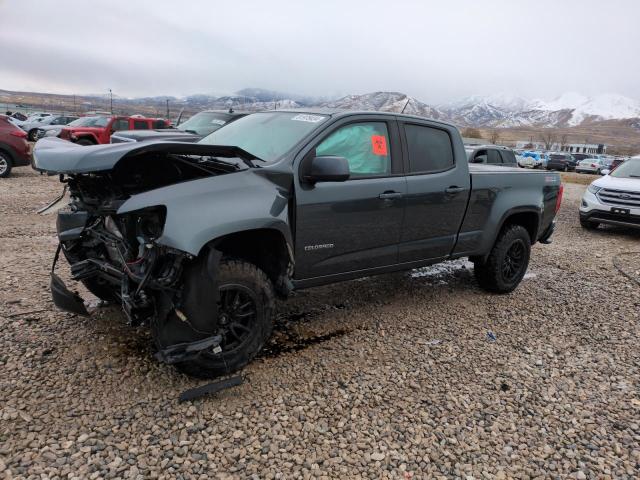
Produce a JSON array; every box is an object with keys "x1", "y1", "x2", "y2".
[
  {"x1": 404, "y1": 124, "x2": 454, "y2": 173},
  {"x1": 133, "y1": 120, "x2": 150, "y2": 130},
  {"x1": 499, "y1": 150, "x2": 516, "y2": 164},
  {"x1": 487, "y1": 149, "x2": 502, "y2": 164},
  {"x1": 111, "y1": 119, "x2": 129, "y2": 131},
  {"x1": 315, "y1": 122, "x2": 391, "y2": 177}
]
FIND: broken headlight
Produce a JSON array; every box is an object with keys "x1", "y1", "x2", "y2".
[{"x1": 122, "y1": 206, "x2": 167, "y2": 241}]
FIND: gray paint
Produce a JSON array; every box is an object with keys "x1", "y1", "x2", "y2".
[{"x1": 118, "y1": 169, "x2": 292, "y2": 256}]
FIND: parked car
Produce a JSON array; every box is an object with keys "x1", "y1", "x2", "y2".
[
  {"x1": 13, "y1": 112, "x2": 53, "y2": 128},
  {"x1": 0, "y1": 115, "x2": 31, "y2": 178},
  {"x1": 579, "y1": 156, "x2": 640, "y2": 230},
  {"x1": 465, "y1": 145, "x2": 518, "y2": 167},
  {"x1": 518, "y1": 151, "x2": 549, "y2": 169},
  {"x1": 22, "y1": 115, "x2": 79, "y2": 141},
  {"x1": 610, "y1": 157, "x2": 626, "y2": 171},
  {"x1": 110, "y1": 110, "x2": 247, "y2": 143},
  {"x1": 575, "y1": 158, "x2": 607, "y2": 175},
  {"x1": 55, "y1": 115, "x2": 170, "y2": 145},
  {"x1": 34, "y1": 110, "x2": 562, "y2": 378},
  {"x1": 547, "y1": 152, "x2": 578, "y2": 171},
  {"x1": 571, "y1": 153, "x2": 594, "y2": 163}
]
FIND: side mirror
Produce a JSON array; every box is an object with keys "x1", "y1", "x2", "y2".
[
  {"x1": 303, "y1": 156, "x2": 350, "y2": 183},
  {"x1": 601, "y1": 169, "x2": 610, "y2": 175}
]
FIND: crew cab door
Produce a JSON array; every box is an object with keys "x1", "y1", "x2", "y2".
[
  {"x1": 294, "y1": 116, "x2": 406, "y2": 279},
  {"x1": 398, "y1": 120, "x2": 470, "y2": 262}
]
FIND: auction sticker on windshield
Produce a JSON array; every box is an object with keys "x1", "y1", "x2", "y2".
[{"x1": 291, "y1": 114, "x2": 326, "y2": 123}]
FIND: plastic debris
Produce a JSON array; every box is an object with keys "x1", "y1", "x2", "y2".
[{"x1": 486, "y1": 331, "x2": 497, "y2": 342}]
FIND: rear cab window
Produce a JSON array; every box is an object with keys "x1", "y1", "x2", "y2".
[
  {"x1": 133, "y1": 119, "x2": 150, "y2": 130},
  {"x1": 487, "y1": 149, "x2": 502, "y2": 164},
  {"x1": 403, "y1": 124, "x2": 454, "y2": 173}
]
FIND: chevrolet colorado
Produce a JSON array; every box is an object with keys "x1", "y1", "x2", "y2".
[{"x1": 33, "y1": 110, "x2": 562, "y2": 378}]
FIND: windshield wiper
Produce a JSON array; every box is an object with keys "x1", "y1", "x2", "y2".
[{"x1": 628, "y1": 174, "x2": 640, "y2": 178}]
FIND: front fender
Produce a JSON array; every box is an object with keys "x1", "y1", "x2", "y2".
[{"x1": 117, "y1": 170, "x2": 292, "y2": 256}]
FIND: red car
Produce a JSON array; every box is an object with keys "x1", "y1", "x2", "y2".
[
  {"x1": 0, "y1": 115, "x2": 31, "y2": 178},
  {"x1": 58, "y1": 115, "x2": 170, "y2": 145}
]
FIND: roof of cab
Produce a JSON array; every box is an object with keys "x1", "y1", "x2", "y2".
[{"x1": 271, "y1": 108, "x2": 458, "y2": 129}]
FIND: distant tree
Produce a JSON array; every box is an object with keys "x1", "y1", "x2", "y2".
[
  {"x1": 540, "y1": 130, "x2": 557, "y2": 151},
  {"x1": 461, "y1": 127, "x2": 482, "y2": 138},
  {"x1": 489, "y1": 129, "x2": 500, "y2": 145},
  {"x1": 560, "y1": 134, "x2": 568, "y2": 150}
]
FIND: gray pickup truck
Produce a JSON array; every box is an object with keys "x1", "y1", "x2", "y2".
[{"x1": 33, "y1": 110, "x2": 562, "y2": 378}]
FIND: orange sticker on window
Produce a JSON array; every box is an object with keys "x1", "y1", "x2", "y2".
[{"x1": 371, "y1": 135, "x2": 388, "y2": 156}]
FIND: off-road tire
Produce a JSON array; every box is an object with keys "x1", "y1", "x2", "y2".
[
  {"x1": 0, "y1": 151, "x2": 13, "y2": 178},
  {"x1": 28, "y1": 129, "x2": 39, "y2": 142},
  {"x1": 176, "y1": 259, "x2": 275, "y2": 379},
  {"x1": 76, "y1": 139, "x2": 95, "y2": 146},
  {"x1": 474, "y1": 224, "x2": 531, "y2": 294},
  {"x1": 580, "y1": 218, "x2": 600, "y2": 230}
]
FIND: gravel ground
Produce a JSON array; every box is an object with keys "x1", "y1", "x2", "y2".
[{"x1": 1, "y1": 168, "x2": 639, "y2": 479}]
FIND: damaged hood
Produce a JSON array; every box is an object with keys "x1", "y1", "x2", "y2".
[{"x1": 32, "y1": 137, "x2": 261, "y2": 174}]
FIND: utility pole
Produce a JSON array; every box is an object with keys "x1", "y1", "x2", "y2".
[
  {"x1": 109, "y1": 89, "x2": 113, "y2": 114},
  {"x1": 166, "y1": 98, "x2": 170, "y2": 119}
]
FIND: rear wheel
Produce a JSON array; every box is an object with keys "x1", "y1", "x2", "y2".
[
  {"x1": 474, "y1": 225, "x2": 531, "y2": 293},
  {"x1": 174, "y1": 259, "x2": 275, "y2": 379},
  {"x1": 28, "y1": 129, "x2": 39, "y2": 142},
  {"x1": 0, "y1": 152, "x2": 13, "y2": 178}
]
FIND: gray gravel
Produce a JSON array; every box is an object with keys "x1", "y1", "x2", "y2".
[{"x1": 1, "y1": 169, "x2": 640, "y2": 479}]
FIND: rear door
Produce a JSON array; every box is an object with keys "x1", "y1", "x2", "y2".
[
  {"x1": 398, "y1": 120, "x2": 470, "y2": 262},
  {"x1": 294, "y1": 116, "x2": 406, "y2": 279}
]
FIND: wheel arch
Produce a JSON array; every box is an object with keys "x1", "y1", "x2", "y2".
[
  {"x1": 205, "y1": 227, "x2": 294, "y2": 297},
  {"x1": 74, "y1": 133, "x2": 98, "y2": 144}
]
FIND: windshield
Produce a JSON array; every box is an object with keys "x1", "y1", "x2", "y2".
[
  {"x1": 610, "y1": 158, "x2": 640, "y2": 178},
  {"x1": 199, "y1": 112, "x2": 329, "y2": 162},
  {"x1": 66, "y1": 116, "x2": 110, "y2": 127},
  {"x1": 178, "y1": 112, "x2": 232, "y2": 136}
]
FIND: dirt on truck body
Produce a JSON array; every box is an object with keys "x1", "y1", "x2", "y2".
[{"x1": 33, "y1": 110, "x2": 562, "y2": 378}]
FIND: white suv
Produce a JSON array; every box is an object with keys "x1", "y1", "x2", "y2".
[{"x1": 579, "y1": 156, "x2": 640, "y2": 230}]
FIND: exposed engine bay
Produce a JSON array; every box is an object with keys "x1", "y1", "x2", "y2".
[{"x1": 52, "y1": 151, "x2": 244, "y2": 361}]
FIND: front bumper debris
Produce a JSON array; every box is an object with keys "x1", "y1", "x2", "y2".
[
  {"x1": 51, "y1": 272, "x2": 89, "y2": 316},
  {"x1": 155, "y1": 334, "x2": 223, "y2": 364}
]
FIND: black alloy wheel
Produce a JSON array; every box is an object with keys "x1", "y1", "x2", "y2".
[{"x1": 501, "y1": 239, "x2": 526, "y2": 283}]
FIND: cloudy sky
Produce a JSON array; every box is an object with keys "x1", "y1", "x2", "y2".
[{"x1": 1, "y1": 0, "x2": 639, "y2": 103}]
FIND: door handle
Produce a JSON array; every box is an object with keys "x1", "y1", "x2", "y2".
[
  {"x1": 445, "y1": 186, "x2": 464, "y2": 194},
  {"x1": 378, "y1": 191, "x2": 403, "y2": 200}
]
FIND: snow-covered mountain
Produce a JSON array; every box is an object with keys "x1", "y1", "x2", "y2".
[
  {"x1": 321, "y1": 92, "x2": 442, "y2": 119},
  {"x1": 436, "y1": 92, "x2": 640, "y2": 127}
]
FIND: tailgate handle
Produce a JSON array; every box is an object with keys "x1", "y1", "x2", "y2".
[
  {"x1": 445, "y1": 186, "x2": 464, "y2": 194},
  {"x1": 378, "y1": 191, "x2": 403, "y2": 200}
]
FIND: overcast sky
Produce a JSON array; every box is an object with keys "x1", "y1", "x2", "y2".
[{"x1": 1, "y1": 0, "x2": 639, "y2": 103}]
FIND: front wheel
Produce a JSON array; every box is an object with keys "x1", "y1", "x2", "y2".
[
  {"x1": 174, "y1": 259, "x2": 275, "y2": 379},
  {"x1": 28, "y1": 129, "x2": 39, "y2": 142},
  {"x1": 474, "y1": 225, "x2": 531, "y2": 293},
  {"x1": 0, "y1": 152, "x2": 13, "y2": 178},
  {"x1": 580, "y1": 218, "x2": 600, "y2": 230}
]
